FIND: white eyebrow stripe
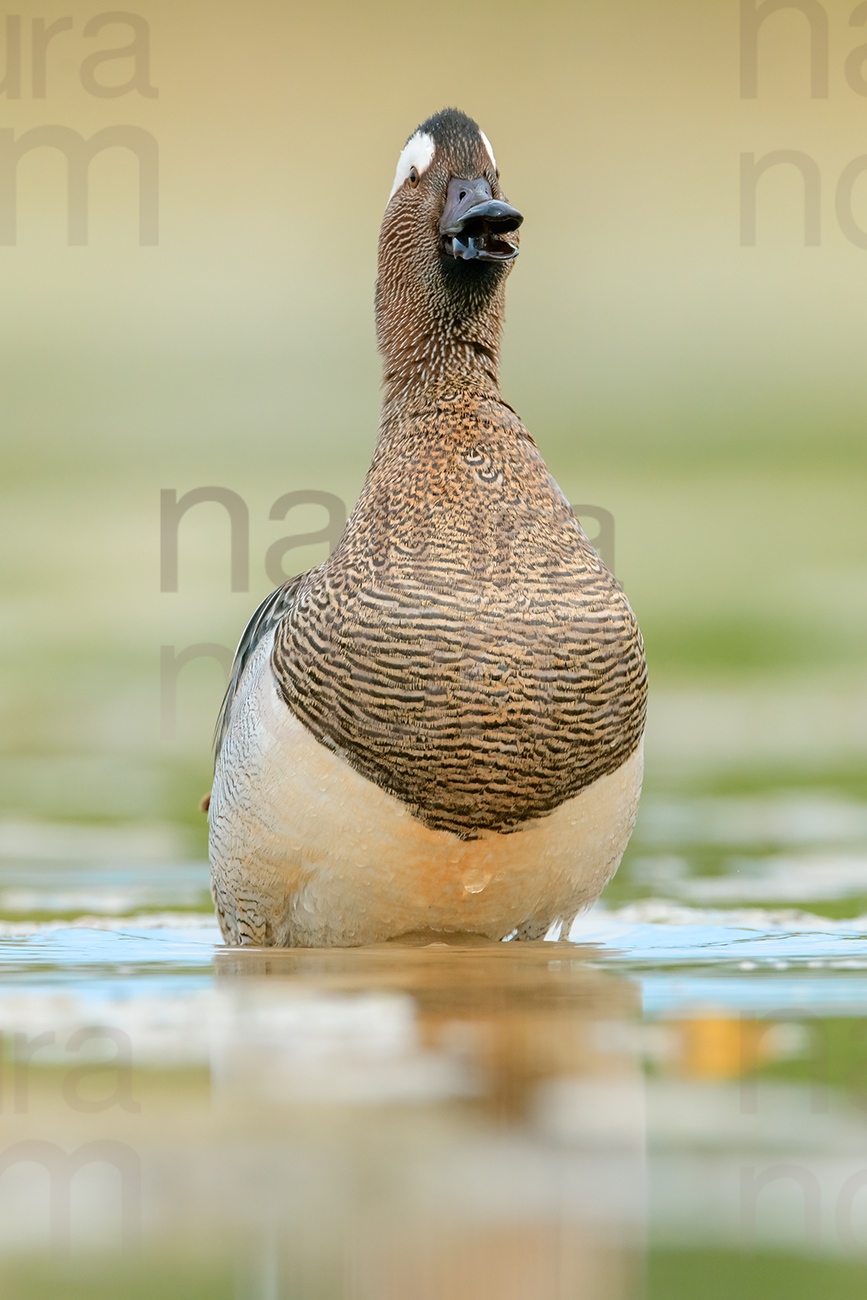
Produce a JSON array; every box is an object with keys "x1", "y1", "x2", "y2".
[
  {"x1": 479, "y1": 129, "x2": 497, "y2": 172},
  {"x1": 388, "y1": 131, "x2": 436, "y2": 200}
]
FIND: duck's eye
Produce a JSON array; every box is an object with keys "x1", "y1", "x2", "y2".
[{"x1": 408, "y1": 166, "x2": 419, "y2": 186}]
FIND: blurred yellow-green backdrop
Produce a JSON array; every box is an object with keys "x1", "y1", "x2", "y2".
[{"x1": 2, "y1": 0, "x2": 866, "y2": 850}]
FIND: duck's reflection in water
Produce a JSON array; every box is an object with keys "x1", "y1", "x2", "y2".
[{"x1": 215, "y1": 941, "x2": 645, "y2": 1300}]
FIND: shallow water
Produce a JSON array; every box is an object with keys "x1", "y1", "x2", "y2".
[{"x1": 2, "y1": 789, "x2": 867, "y2": 1298}]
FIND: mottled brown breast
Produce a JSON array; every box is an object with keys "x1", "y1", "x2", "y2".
[{"x1": 271, "y1": 397, "x2": 647, "y2": 837}]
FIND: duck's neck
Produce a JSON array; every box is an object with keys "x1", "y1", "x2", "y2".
[{"x1": 375, "y1": 273, "x2": 507, "y2": 433}]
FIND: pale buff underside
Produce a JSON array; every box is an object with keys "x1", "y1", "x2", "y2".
[{"x1": 209, "y1": 634, "x2": 644, "y2": 948}]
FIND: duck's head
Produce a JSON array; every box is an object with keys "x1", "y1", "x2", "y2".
[{"x1": 376, "y1": 109, "x2": 523, "y2": 398}]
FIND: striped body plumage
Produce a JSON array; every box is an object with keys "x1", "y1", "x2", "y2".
[{"x1": 208, "y1": 109, "x2": 647, "y2": 947}]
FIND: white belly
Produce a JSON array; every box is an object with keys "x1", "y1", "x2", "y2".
[{"x1": 209, "y1": 633, "x2": 644, "y2": 947}]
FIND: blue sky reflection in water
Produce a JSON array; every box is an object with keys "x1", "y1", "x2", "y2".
[{"x1": 1, "y1": 794, "x2": 867, "y2": 1297}]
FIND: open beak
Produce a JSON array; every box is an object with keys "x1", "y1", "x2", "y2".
[{"x1": 440, "y1": 177, "x2": 523, "y2": 262}]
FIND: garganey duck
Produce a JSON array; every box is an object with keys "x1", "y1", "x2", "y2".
[{"x1": 209, "y1": 108, "x2": 647, "y2": 948}]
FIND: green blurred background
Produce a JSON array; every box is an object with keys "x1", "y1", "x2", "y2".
[{"x1": 1, "y1": 0, "x2": 866, "y2": 854}]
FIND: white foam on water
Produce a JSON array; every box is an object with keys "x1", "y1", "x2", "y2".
[
  {"x1": 0, "y1": 912, "x2": 217, "y2": 934},
  {"x1": 0, "y1": 974, "x2": 480, "y2": 1101},
  {"x1": 635, "y1": 793, "x2": 867, "y2": 847},
  {"x1": 571, "y1": 900, "x2": 867, "y2": 970},
  {"x1": 0, "y1": 819, "x2": 192, "y2": 862},
  {"x1": 665, "y1": 853, "x2": 867, "y2": 904}
]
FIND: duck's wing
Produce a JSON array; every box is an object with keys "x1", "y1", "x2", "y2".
[{"x1": 213, "y1": 575, "x2": 303, "y2": 760}]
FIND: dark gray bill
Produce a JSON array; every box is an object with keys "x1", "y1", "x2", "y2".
[{"x1": 440, "y1": 177, "x2": 523, "y2": 262}]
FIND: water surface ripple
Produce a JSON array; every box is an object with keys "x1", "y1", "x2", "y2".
[{"x1": 2, "y1": 792, "x2": 867, "y2": 1297}]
